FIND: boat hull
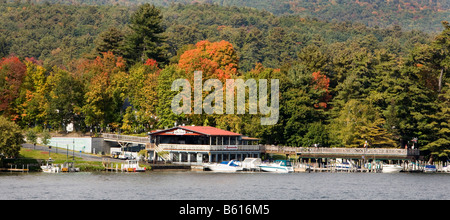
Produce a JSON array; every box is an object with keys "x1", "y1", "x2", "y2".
[
  {"x1": 205, "y1": 164, "x2": 243, "y2": 172},
  {"x1": 259, "y1": 166, "x2": 293, "y2": 173},
  {"x1": 122, "y1": 160, "x2": 146, "y2": 172},
  {"x1": 207, "y1": 167, "x2": 241, "y2": 172},
  {"x1": 259, "y1": 160, "x2": 294, "y2": 173},
  {"x1": 204, "y1": 160, "x2": 243, "y2": 172},
  {"x1": 382, "y1": 165, "x2": 403, "y2": 173},
  {"x1": 41, "y1": 166, "x2": 60, "y2": 173}
]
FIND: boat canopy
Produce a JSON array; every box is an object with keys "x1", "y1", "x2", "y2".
[
  {"x1": 220, "y1": 160, "x2": 240, "y2": 167},
  {"x1": 275, "y1": 160, "x2": 292, "y2": 166}
]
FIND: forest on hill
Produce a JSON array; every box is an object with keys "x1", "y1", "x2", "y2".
[
  {"x1": 0, "y1": 2, "x2": 449, "y2": 162},
  {"x1": 11, "y1": 0, "x2": 450, "y2": 32}
]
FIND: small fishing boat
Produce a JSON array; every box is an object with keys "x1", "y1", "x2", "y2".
[
  {"x1": 382, "y1": 164, "x2": 403, "y2": 173},
  {"x1": 205, "y1": 160, "x2": 243, "y2": 172},
  {"x1": 40, "y1": 159, "x2": 60, "y2": 173},
  {"x1": 122, "y1": 160, "x2": 146, "y2": 172},
  {"x1": 259, "y1": 160, "x2": 293, "y2": 173},
  {"x1": 61, "y1": 162, "x2": 80, "y2": 172}
]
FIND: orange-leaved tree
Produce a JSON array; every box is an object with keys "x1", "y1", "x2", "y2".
[
  {"x1": 178, "y1": 40, "x2": 239, "y2": 82},
  {"x1": 312, "y1": 71, "x2": 332, "y2": 109},
  {"x1": 0, "y1": 56, "x2": 27, "y2": 120}
]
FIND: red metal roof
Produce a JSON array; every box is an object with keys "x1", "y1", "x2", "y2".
[
  {"x1": 149, "y1": 126, "x2": 242, "y2": 136},
  {"x1": 180, "y1": 126, "x2": 241, "y2": 136}
]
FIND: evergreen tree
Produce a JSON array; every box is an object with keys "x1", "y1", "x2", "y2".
[
  {"x1": 433, "y1": 21, "x2": 450, "y2": 93},
  {"x1": 156, "y1": 64, "x2": 187, "y2": 129},
  {"x1": 330, "y1": 99, "x2": 397, "y2": 148},
  {"x1": 423, "y1": 86, "x2": 450, "y2": 160},
  {"x1": 95, "y1": 27, "x2": 125, "y2": 57},
  {"x1": 124, "y1": 3, "x2": 167, "y2": 66}
]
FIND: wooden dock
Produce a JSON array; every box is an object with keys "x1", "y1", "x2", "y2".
[
  {"x1": 151, "y1": 164, "x2": 191, "y2": 171},
  {"x1": 262, "y1": 145, "x2": 420, "y2": 160},
  {"x1": 0, "y1": 165, "x2": 29, "y2": 172}
]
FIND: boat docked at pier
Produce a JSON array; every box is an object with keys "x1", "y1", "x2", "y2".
[
  {"x1": 40, "y1": 159, "x2": 60, "y2": 173},
  {"x1": 259, "y1": 160, "x2": 293, "y2": 173},
  {"x1": 381, "y1": 164, "x2": 403, "y2": 173},
  {"x1": 326, "y1": 159, "x2": 354, "y2": 171},
  {"x1": 424, "y1": 165, "x2": 437, "y2": 173},
  {"x1": 61, "y1": 162, "x2": 80, "y2": 172},
  {"x1": 443, "y1": 165, "x2": 450, "y2": 173},
  {"x1": 241, "y1": 158, "x2": 262, "y2": 171},
  {"x1": 122, "y1": 160, "x2": 146, "y2": 172},
  {"x1": 204, "y1": 160, "x2": 243, "y2": 172}
]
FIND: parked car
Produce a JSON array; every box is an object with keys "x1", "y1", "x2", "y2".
[
  {"x1": 119, "y1": 154, "x2": 134, "y2": 160},
  {"x1": 111, "y1": 152, "x2": 121, "y2": 159}
]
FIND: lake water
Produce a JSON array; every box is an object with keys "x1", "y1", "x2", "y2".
[{"x1": 1, "y1": 171, "x2": 449, "y2": 200}]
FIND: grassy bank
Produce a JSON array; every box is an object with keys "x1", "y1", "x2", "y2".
[
  {"x1": 16, "y1": 147, "x2": 152, "y2": 172},
  {"x1": 6, "y1": 148, "x2": 107, "y2": 172}
]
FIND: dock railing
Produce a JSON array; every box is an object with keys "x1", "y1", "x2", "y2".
[
  {"x1": 262, "y1": 145, "x2": 420, "y2": 158},
  {"x1": 157, "y1": 144, "x2": 261, "y2": 152},
  {"x1": 102, "y1": 133, "x2": 149, "y2": 144}
]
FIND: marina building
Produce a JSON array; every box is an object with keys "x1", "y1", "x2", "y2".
[{"x1": 147, "y1": 126, "x2": 260, "y2": 165}]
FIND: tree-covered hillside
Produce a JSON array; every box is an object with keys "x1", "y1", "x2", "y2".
[
  {"x1": 0, "y1": 2, "x2": 431, "y2": 70},
  {"x1": 15, "y1": 0, "x2": 450, "y2": 32}
]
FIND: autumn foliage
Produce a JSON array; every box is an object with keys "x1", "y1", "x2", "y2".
[
  {"x1": 312, "y1": 71, "x2": 331, "y2": 109},
  {"x1": 81, "y1": 52, "x2": 128, "y2": 126},
  {"x1": 0, "y1": 56, "x2": 26, "y2": 119},
  {"x1": 178, "y1": 40, "x2": 238, "y2": 81}
]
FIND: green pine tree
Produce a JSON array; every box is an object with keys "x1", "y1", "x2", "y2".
[
  {"x1": 95, "y1": 27, "x2": 125, "y2": 57},
  {"x1": 124, "y1": 3, "x2": 167, "y2": 66}
]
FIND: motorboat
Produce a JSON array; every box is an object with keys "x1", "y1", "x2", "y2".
[
  {"x1": 204, "y1": 160, "x2": 243, "y2": 172},
  {"x1": 61, "y1": 162, "x2": 80, "y2": 172},
  {"x1": 326, "y1": 159, "x2": 354, "y2": 171},
  {"x1": 40, "y1": 159, "x2": 60, "y2": 173},
  {"x1": 443, "y1": 165, "x2": 450, "y2": 173},
  {"x1": 382, "y1": 164, "x2": 403, "y2": 173},
  {"x1": 424, "y1": 165, "x2": 437, "y2": 173},
  {"x1": 407, "y1": 162, "x2": 423, "y2": 172},
  {"x1": 241, "y1": 158, "x2": 262, "y2": 171},
  {"x1": 328, "y1": 162, "x2": 352, "y2": 171},
  {"x1": 259, "y1": 160, "x2": 294, "y2": 173},
  {"x1": 122, "y1": 160, "x2": 146, "y2": 172}
]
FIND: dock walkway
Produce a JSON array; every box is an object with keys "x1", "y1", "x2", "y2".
[{"x1": 262, "y1": 145, "x2": 420, "y2": 160}]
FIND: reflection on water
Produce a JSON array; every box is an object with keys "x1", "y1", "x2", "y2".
[{"x1": 1, "y1": 171, "x2": 449, "y2": 200}]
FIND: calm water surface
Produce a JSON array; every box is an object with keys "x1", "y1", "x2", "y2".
[{"x1": 1, "y1": 171, "x2": 449, "y2": 200}]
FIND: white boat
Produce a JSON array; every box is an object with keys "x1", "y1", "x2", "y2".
[
  {"x1": 382, "y1": 164, "x2": 403, "y2": 173},
  {"x1": 205, "y1": 160, "x2": 243, "y2": 172},
  {"x1": 259, "y1": 160, "x2": 294, "y2": 173},
  {"x1": 325, "y1": 158, "x2": 355, "y2": 171},
  {"x1": 122, "y1": 160, "x2": 146, "y2": 172},
  {"x1": 61, "y1": 162, "x2": 80, "y2": 172},
  {"x1": 241, "y1": 158, "x2": 262, "y2": 171},
  {"x1": 41, "y1": 159, "x2": 60, "y2": 173},
  {"x1": 442, "y1": 166, "x2": 450, "y2": 173},
  {"x1": 424, "y1": 165, "x2": 437, "y2": 173},
  {"x1": 327, "y1": 162, "x2": 352, "y2": 171}
]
